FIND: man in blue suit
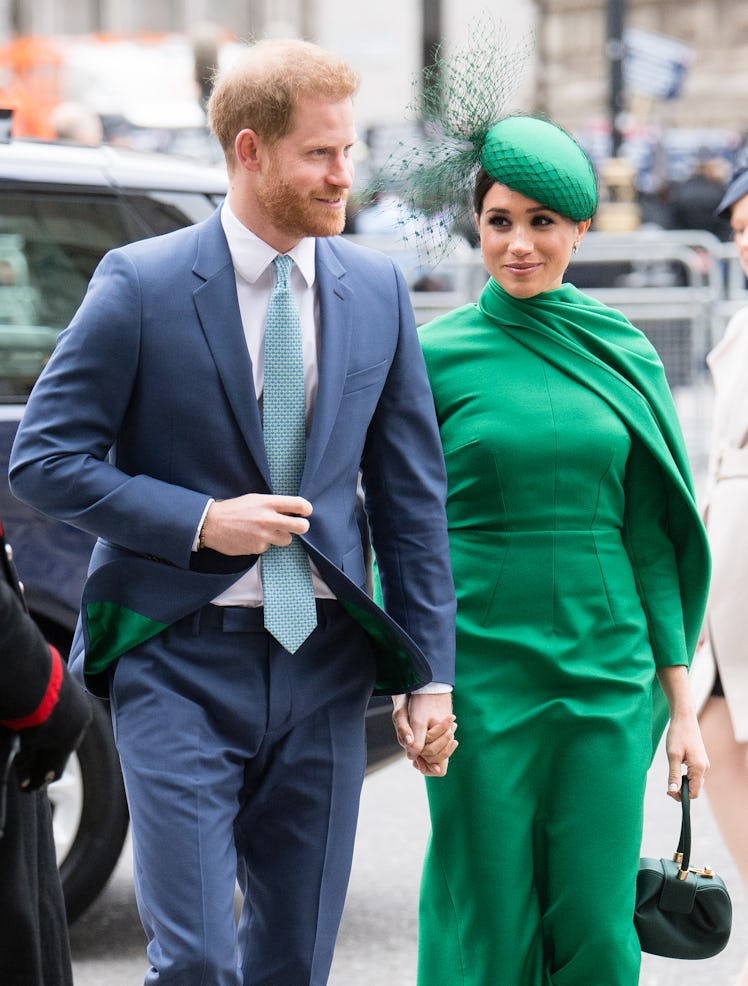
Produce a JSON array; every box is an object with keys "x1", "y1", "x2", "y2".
[{"x1": 9, "y1": 37, "x2": 456, "y2": 986}]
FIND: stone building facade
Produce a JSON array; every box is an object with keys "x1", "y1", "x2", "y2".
[
  {"x1": 535, "y1": 0, "x2": 748, "y2": 136},
  {"x1": 0, "y1": 0, "x2": 744, "y2": 165}
]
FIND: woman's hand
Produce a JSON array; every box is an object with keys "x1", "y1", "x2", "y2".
[
  {"x1": 664, "y1": 710, "x2": 710, "y2": 800},
  {"x1": 657, "y1": 664, "x2": 710, "y2": 800}
]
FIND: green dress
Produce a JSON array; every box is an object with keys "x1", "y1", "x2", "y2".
[{"x1": 417, "y1": 280, "x2": 710, "y2": 986}]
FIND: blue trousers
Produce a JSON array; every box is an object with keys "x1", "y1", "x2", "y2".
[{"x1": 109, "y1": 601, "x2": 376, "y2": 986}]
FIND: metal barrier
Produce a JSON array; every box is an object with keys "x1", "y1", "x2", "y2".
[
  {"x1": 568, "y1": 229, "x2": 722, "y2": 471},
  {"x1": 560, "y1": 231, "x2": 738, "y2": 481}
]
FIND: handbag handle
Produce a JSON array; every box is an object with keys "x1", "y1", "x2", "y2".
[{"x1": 674, "y1": 776, "x2": 692, "y2": 878}]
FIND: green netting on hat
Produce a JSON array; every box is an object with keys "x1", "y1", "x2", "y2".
[
  {"x1": 481, "y1": 116, "x2": 597, "y2": 220},
  {"x1": 363, "y1": 13, "x2": 532, "y2": 265}
]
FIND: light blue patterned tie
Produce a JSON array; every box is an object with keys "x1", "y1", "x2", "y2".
[{"x1": 261, "y1": 254, "x2": 317, "y2": 652}]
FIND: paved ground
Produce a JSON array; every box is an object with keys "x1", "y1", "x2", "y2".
[{"x1": 71, "y1": 748, "x2": 745, "y2": 985}]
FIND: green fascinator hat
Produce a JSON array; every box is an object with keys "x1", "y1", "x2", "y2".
[
  {"x1": 368, "y1": 15, "x2": 597, "y2": 260},
  {"x1": 481, "y1": 116, "x2": 598, "y2": 221}
]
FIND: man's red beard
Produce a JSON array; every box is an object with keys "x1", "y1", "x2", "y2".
[{"x1": 258, "y1": 166, "x2": 348, "y2": 239}]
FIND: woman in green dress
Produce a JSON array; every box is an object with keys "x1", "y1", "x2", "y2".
[{"x1": 395, "y1": 115, "x2": 711, "y2": 986}]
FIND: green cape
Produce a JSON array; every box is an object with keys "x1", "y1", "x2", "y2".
[{"x1": 476, "y1": 278, "x2": 711, "y2": 748}]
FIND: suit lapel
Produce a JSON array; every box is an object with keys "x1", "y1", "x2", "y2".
[
  {"x1": 302, "y1": 239, "x2": 353, "y2": 487},
  {"x1": 190, "y1": 221, "x2": 353, "y2": 493},
  {"x1": 192, "y1": 212, "x2": 271, "y2": 488}
]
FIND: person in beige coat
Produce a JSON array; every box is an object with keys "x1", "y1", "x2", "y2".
[{"x1": 692, "y1": 163, "x2": 748, "y2": 986}]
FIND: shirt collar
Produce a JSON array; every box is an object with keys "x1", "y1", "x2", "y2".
[{"x1": 220, "y1": 201, "x2": 316, "y2": 288}]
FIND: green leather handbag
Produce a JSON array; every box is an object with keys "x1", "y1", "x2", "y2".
[{"x1": 635, "y1": 776, "x2": 732, "y2": 959}]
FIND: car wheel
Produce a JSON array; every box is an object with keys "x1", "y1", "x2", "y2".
[{"x1": 49, "y1": 694, "x2": 130, "y2": 923}]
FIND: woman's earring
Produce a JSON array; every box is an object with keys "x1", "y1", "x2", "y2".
[{"x1": 572, "y1": 242, "x2": 579, "y2": 254}]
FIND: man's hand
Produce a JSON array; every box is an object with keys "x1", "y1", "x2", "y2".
[
  {"x1": 392, "y1": 693, "x2": 458, "y2": 777},
  {"x1": 200, "y1": 494, "x2": 312, "y2": 556}
]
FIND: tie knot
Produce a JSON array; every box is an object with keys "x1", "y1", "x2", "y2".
[{"x1": 273, "y1": 253, "x2": 293, "y2": 288}]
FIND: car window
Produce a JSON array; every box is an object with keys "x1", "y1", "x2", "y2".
[
  {"x1": 0, "y1": 188, "x2": 220, "y2": 402},
  {"x1": 125, "y1": 189, "x2": 222, "y2": 232}
]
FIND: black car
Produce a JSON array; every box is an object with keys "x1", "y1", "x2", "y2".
[{"x1": 0, "y1": 132, "x2": 399, "y2": 922}]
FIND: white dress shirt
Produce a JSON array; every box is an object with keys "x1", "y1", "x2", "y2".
[{"x1": 207, "y1": 200, "x2": 334, "y2": 605}]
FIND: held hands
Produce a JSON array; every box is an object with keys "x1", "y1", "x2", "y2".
[
  {"x1": 392, "y1": 693, "x2": 458, "y2": 777},
  {"x1": 200, "y1": 494, "x2": 313, "y2": 556}
]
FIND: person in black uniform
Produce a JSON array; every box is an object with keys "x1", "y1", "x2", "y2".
[{"x1": 0, "y1": 519, "x2": 91, "y2": 986}]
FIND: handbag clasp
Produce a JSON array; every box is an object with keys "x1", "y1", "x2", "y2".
[
  {"x1": 678, "y1": 864, "x2": 715, "y2": 880},
  {"x1": 690, "y1": 865, "x2": 715, "y2": 879}
]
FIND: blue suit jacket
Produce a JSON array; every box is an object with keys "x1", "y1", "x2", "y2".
[{"x1": 9, "y1": 209, "x2": 455, "y2": 696}]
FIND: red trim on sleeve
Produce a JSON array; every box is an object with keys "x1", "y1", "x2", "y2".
[{"x1": 1, "y1": 645, "x2": 63, "y2": 730}]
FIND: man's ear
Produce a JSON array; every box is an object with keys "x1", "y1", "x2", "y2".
[{"x1": 235, "y1": 129, "x2": 263, "y2": 172}]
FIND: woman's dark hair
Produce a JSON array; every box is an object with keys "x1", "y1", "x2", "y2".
[{"x1": 473, "y1": 167, "x2": 497, "y2": 216}]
